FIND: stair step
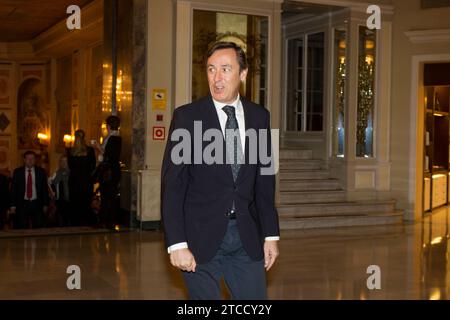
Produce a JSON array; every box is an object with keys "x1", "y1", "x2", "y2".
[
  {"x1": 279, "y1": 190, "x2": 346, "y2": 204},
  {"x1": 279, "y1": 149, "x2": 313, "y2": 160},
  {"x1": 280, "y1": 223, "x2": 405, "y2": 239},
  {"x1": 277, "y1": 200, "x2": 397, "y2": 217},
  {"x1": 279, "y1": 179, "x2": 341, "y2": 191},
  {"x1": 279, "y1": 211, "x2": 404, "y2": 230},
  {"x1": 279, "y1": 169, "x2": 330, "y2": 180},
  {"x1": 279, "y1": 159, "x2": 323, "y2": 170}
]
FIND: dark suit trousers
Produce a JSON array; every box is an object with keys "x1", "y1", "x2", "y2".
[
  {"x1": 15, "y1": 200, "x2": 43, "y2": 229},
  {"x1": 182, "y1": 219, "x2": 267, "y2": 300}
]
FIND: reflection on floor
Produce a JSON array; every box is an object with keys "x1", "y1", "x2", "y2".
[
  {"x1": 0, "y1": 208, "x2": 449, "y2": 299},
  {"x1": 0, "y1": 227, "x2": 115, "y2": 238}
]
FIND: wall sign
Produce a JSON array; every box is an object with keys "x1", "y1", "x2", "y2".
[
  {"x1": 152, "y1": 88, "x2": 167, "y2": 110},
  {"x1": 153, "y1": 126, "x2": 165, "y2": 140}
]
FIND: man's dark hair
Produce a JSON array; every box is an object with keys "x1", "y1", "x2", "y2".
[
  {"x1": 206, "y1": 41, "x2": 248, "y2": 72},
  {"x1": 106, "y1": 115, "x2": 120, "y2": 130},
  {"x1": 23, "y1": 150, "x2": 36, "y2": 158},
  {"x1": 74, "y1": 129, "x2": 85, "y2": 139}
]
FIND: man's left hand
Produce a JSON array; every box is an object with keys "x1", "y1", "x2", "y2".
[{"x1": 264, "y1": 240, "x2": 279, "y2": 271}]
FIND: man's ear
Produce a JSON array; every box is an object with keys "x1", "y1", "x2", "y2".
[{"x1": 240, "y1": 68, "x2": 248, "y2": 82}]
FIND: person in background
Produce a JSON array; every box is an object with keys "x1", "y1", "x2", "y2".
[
  {"x1": 10, "y1": 151, "x2": 49, "y2": 229},
  {"x1": 92, "y1": 115, "x2": 122, "y2": 229},
  {"x1": 0, "y1": 170, "x2": 10, "y2": 230},
  {"x1": 49, "y1": 155, "x2": 71, "y2": 227},
  {"x1": 67, "y1": 129, "x2": 96, "y2": 226}
]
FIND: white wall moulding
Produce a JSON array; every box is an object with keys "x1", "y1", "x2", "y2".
[
  {"x1": 185, "y1": 0, "x2": 283, "y2": 16},
  {"x1": 137, "y1": 169, "x2": 161, "y2": 223},
  {"x1": 286, "y1": 0, "x2": 394, "y2": 15},
  {"x1": 0, "y1": 43, "x2": 35, "y2": 60},
  {"x1": 405, "y1": 29, "x2": 450, "y2": 44},
  {"x1": 355, "y1": 170, "x2": 375, "y2": 189},
  {"x1": 174, "y1": 0, "x2": 192, "y2": 107}
]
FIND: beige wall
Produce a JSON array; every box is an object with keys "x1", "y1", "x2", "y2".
[
  {"x1": 145, "y1": 0, "x2": 175, "y2": 170},
  {"x1": 137, "y1": 0, "x2": 175, "y2": 222},
  {"x1": 390, "y1": 0, "x2": 450, "y2": 219}
]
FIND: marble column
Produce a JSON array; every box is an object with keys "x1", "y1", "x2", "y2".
[
  {"x1": 130, "y1": 0, "x2": 147, "y2": 221},
  {"x1": 103, "y1": 0, "x2": 147, "y2": 225}
]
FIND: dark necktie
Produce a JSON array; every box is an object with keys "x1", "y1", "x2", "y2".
[
  {"x1": 222, "y1": 105, "x2": 244, "y2": 182},
  {"x1": 26, "y1": 169, "x2": 32, "y2": 199}
]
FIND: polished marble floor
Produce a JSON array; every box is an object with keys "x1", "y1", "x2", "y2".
[{"x1": 0, "y1": 207, "x2": 449, "y2": 300}]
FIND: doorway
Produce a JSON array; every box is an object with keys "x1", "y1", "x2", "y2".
[
  {"x1": 422, "y1": 63, "x2": 450, "y2": 214},
  {"x1": 281, "y1": 1, "x2": 345, "y2": 159}
]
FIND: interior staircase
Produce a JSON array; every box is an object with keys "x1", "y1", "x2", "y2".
[{"x1": 277, "y1": 148, "x2": 404, "y2": 230}]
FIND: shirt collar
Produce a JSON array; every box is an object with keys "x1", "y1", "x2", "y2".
[
  {"x1": 212, "y1": 94, "x2": 243, "y2": 115},
  {"x1": 108, "y1": 130, "x2": 120, "y2": 137}
]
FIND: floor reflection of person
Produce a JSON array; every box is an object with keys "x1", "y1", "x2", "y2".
[
  {"x1": 93, "y1": 116, "x2": 122, "y2": 229},
  {"x1": 67, "y1": 129, "x2": 96, "y2": 226},
  {"x1": 10, "y1": 151, "x2": 49, "y2": 229}
]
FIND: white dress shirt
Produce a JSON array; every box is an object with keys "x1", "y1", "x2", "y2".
[
  {"x1": 214, "y1": 94, "x2": 246, "y2": 151},
  {"x1": 167, "y1": 95, "x2": 279, "y2": 254},
  {"x1": 98, "y1": 130, "x2": 120, "y2": 162}
]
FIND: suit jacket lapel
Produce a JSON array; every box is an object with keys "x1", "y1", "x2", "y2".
[
  {"x1": 235, "y1": 97, "x2": 253, "y2": 184},
  {"x1": 34, "y1": 167, "x2": 40, "y2": 192},
  {"x1": 201, "y1": 96, "x2": 222, "y2": 132}
]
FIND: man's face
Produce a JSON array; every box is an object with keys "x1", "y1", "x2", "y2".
[
  {"x1": 60, "y1": 157, "x2": 68, "y2": 169},
  {"x1": 24, "y1": 154, "x2": 35, "y2": 168},
  {"x1": 207, "y1": 48, "x2": 248, "y2": 104}
]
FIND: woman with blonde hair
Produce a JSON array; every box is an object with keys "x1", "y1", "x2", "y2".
[{"x1": 67, "y1": 129, "x2": 96, "y2": 226}]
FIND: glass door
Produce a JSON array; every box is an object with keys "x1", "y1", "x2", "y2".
[{"x1": 285, "y1": 32, "x2": 324, "y2": 132}]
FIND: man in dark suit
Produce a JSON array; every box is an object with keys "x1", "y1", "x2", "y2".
[
  {"x1": 162, "y1": 42, "x2": 279, "y2": 299},
  {"x1": 93, "y1": 115, "x2": 122, "y2": 229},
  {"x1": 10, "y1": 151, "x2": 49, "y2": 229}
]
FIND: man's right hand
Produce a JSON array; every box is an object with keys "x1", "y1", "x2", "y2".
[
  {"x1": 170, "y1": 248, "x2": 197, "y2": 272},
  {"x1": 9, "y1": 207, "x2": 16, "y2": 215}
]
